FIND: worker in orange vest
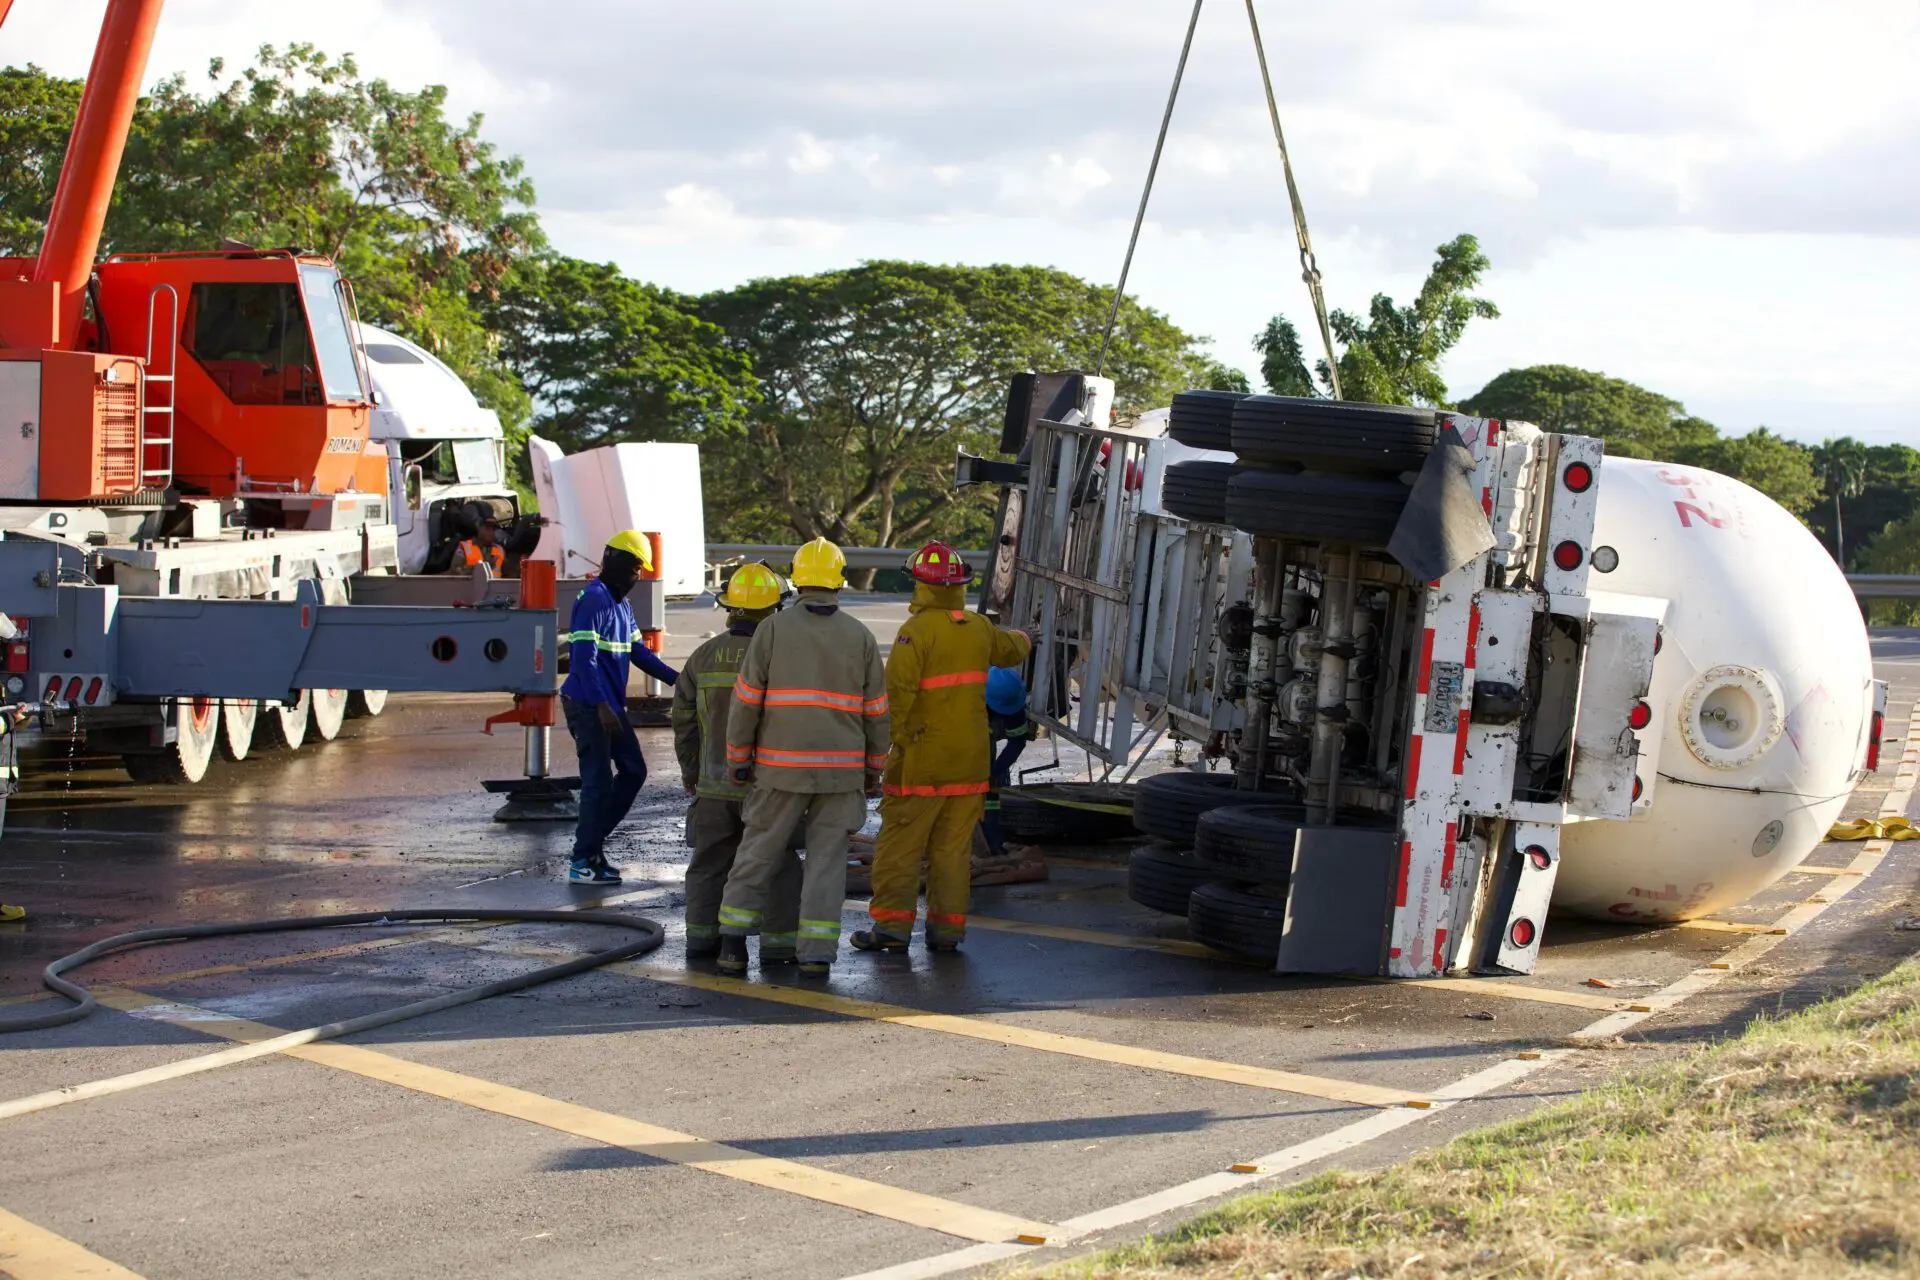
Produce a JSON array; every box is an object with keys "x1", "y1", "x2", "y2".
[
  {"x1": 454, "y1": 516, "x2": 506, "y2": 575},
  {"x1": 852, "y1": 541, "x2": 1030, "y2": 954}
]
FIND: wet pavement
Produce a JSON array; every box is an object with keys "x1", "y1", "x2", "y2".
[{"x1": 0, "y1": 618, "x2": 1915, "y2": 1280}]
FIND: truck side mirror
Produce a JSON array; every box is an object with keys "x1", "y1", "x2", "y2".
[{"x1": 404, "y1": 464, "x2": 424, "y2": 512}]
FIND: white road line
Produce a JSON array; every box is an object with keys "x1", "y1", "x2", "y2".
[{"x1": 843, "y1": 705, "x2": 1920, "y2": 1280}]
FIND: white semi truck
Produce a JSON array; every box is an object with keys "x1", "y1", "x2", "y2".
[{"x1": 987, "y1": 376, "x2": 1881, "y2": 976}]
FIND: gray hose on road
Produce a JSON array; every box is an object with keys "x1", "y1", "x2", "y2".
[{"x1": 0, "y1": 908, "x2": 663, "y2": 1035}]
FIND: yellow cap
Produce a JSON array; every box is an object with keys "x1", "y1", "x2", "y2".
[
  {"x1": 790, "y1": 537, "x2": 846, "y2": 590},
  {"x1": 718, "y1": 562, "x2": 784, "y2": 611},
  {"x1": 605, "y1": 529, "x2": 654, "y2": 573}
]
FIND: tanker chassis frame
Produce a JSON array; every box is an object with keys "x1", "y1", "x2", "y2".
[{"x1": 999, "y1": 409, "x2": 1667, "y2": 978}]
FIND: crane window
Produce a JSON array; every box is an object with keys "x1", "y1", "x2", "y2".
[{"x1": 185, "y1": 282, "x2": 321, "y2": 406}]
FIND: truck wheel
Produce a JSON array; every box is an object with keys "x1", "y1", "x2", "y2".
[
  {"x1": 124, "y1": 698, "x2": 219, "y2": 785},
  {"x1": 1194, "y1": 804, "x2": 1307, "y2": 885},
  {"x1": 1132, "y1": 770, "x2": 1274, "y2": 844},
  {"x1": 1126, "y1": 843, "x2": 1224, "y2": 916},
  {"x1": 1187, "y1": 880, "x2": 1289, "y2": 960},
  {"x1": 1167, "y1": 390, "x2": 1246, "y2": 451},
  {"x1": 310, "y1": 688, "x2": 349, "y2": 741},
  {"x1": 1161, "y1": 461, "x2": 1237, "y2": 525},
  {"x1": 1231, "y1": 396, "x2": 1436, "y2": 474},
  {"x1": 999, "y1": 783, "x2": 1137, "y2": 845},
  {"x1": 347, "y1": 689, "x2": 389, "y2": 718},
  {"x1": 1225, "y1": 470, "x2": 1410, "y2": 545},
  {"x1": 219, "y1": 699, "x2": 257, "y2": 761},
  {"x1": 256, "y1": 691, "x2": 310, "y2": 751}
]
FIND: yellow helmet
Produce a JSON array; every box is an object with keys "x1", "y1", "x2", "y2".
[
  {"x1": 718, "y1": 562, "x2": 784, "y2": 611},
  {"x1": 605, "y1": 529, "x2": 654, "y2": 574},
  {"x1": 790, "y1": 536, "x2": 846, "y2": 590}
]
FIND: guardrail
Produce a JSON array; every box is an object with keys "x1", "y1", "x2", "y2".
[
  {"x1": 704, "y1": 544, "x2": 989, "y2": 589},
  {"x1": 1848, "y1": 575, "x2": 1920, "y2": 600}
]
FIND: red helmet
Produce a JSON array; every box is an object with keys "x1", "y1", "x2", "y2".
[{"x1": 907, "y1": 540, "x2": 970, "y2": 586}]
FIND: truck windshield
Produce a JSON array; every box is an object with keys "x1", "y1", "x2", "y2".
[
  {"x1": 298, "y1": 265, "x2": 369, "y2": 403},
  {"x1": 452, "y1": 439, "x2": 502, "y2": 486}
]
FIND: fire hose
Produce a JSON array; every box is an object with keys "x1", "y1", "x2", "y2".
[{"x1": 0, "y1": 908, "x2": 663, "y2": 1036}]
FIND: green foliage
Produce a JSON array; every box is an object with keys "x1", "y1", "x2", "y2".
[
  {"x1": 698, "y1": 261, "x2": 1219, "y2": 551},
  {"x1": 1187, "y1": 354, "x2": 1251, "y2": 394},
  {"x1": 1811, "y1": 436, "x2": 1870, "y2": 563},
  {"x1": 480, "y1": 256, "x2": 757, "y2": 466},
  {"x1": 1691, "y1": 427, "x2": 1820, "y2": 516},
  {"x1": 0, "y1": 65, "x2": 83, "y2": 255},
  {"x1": 1857, "y1": 511, "x2": 1920, "y2": 624},
  {"x1": 1251, "y1": 315, "x2": 1316, "y2": 397},
  {"x1": 1460, "y1": 364, "x2": 1695, "y2": 459},
  {"x1": 1255, "y1": 234, "x2": 1497, "y2": 407}
]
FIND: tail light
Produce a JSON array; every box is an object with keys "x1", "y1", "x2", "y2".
[
  {"x1": 1524, "y1": 844, "x2": 1552, "y2": 870},
  {"x1": 1562, "y1": 462, "x2": 1594, "y2": 493},
  {"x1": 84, "y1": 677, "x2": 103, "y2": 704},
  {"x1": 1509, "y1": 918, "x2": 1537, "y2": 948},
  {"x1": 64, "y1": 676, "x2": 82, "y2": 701},
  {"x1": 1866, "y1": 710, "x2": 1885, "y2": 773},
  {"x1": 45, "y1": 676, "x2": 61, "y2": 702},
  {"x1": 1632, "y1": 775, "x2": 1644, "y2": 802},
  {"x1": 4, "y1": 619, "x2": 27, "y2": 674},
  {"x1": 1552, "y1": 541, "x2": 1584, "y2": 571},
  {"x1": 1628, "y1": 701, "x2": 1652, "y2": 730}
]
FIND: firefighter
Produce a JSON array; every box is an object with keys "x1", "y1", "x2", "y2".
[
  {"x1": 561, "y1": 530, "x2": 681, "y2": 885},
  {"x1": 852, "y1": 542, "x2": 1031, "y2": 954},
  {"x1": 716, "y1": 537, "x2": 889, "y2": 978},
  {"x1": 453, "y1": 515, "x2": 506, "y2": 575},
  {"x1": 980, "y1": 666, "x2": 1032, "y2": 859},
  {"x1": 671, "y1": 562, "x2": 804, "y2": 965}
]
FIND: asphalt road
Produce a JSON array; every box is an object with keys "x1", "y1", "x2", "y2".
[{"x1": 0, "y1": 621, "x2": 1914, "y2": 1279}]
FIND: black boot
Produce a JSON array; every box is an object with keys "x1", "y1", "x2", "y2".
[{"x1": 716, "y1": 936, "x2": 749, "y2": 974}]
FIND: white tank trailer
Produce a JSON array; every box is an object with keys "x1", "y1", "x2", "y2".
[{"x1": 1557, "y1": 457, "x2": 1878, "y2": 922}]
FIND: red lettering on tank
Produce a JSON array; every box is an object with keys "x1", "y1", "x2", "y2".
[{"x1": 1674, "y1": 501, "x2": 1727, "y2": 529}]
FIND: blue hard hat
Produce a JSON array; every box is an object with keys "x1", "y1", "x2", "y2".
[{"x1": 985, "y1": 666, "x2": 1027, "y2": 716}]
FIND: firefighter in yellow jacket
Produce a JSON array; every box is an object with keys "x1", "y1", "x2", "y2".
[{"x1": 852, "y1": 542, "x2": 1031, "y2": 954}]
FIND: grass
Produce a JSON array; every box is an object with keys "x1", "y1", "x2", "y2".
[{"x1": 1038, "y1": 958, "x2": 1920, "y2": 1279}]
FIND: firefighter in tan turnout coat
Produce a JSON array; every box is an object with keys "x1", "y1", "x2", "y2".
[{"x1": 716, "y1": 538, "x2": 889, "y2": 977}]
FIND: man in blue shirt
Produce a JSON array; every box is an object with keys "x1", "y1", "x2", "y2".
[{"x1": 560, "y1": 530, "x2": 681, "y2": 884}]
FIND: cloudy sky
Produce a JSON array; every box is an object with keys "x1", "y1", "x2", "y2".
[{"x1": 9, "y1": 1, "x2": 1917, "y2": 444}]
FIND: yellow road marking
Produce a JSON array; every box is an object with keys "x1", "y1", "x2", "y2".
[
  {"x1": 964, "y1": 915, "x2": 1238, "y2": 962},
  {"x1": 1786, "y1": 864, "x2": 1861, "y2": 877},
  {"x1": 465, "y1": 940, "x2": 1425, "y2": 1110},
  {"x1": 46, "y1": 990, "x2": 1058, "y2": 1247},
  {"x1": 1675, "y1": 918, "x2": 1787, "y2": 935},
  {"x1": 0, "y1": 1204, "x2": 144, "y2": 1279}
]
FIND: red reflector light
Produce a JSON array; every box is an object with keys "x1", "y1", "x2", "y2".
[
  {"x1": 84, "y1": 677, "x2": 103, "y2": 704},
  {"x1": 64, "y1": 676, "x2": 82, "y2": 701},
  {"x1": 1653, "y1": 630, "x2": 1664, "y2": 655},
  {"x1": 1552, "y1": 541, "x2": 1584, "y2": 571},
  {"x1": 1867, "y1": 710, "x2": 1884, "y2": 772},
  {"x1": 1632, "y1": 775, "x2": 1644, "y2": 801},
  {"x1": 1525, "y1": 844, "x2": 1552, "y2": 870},
  {"x1": 1509, "y1": 918, "x2": 1537, "y2": 948},
  {"x1": 1563, "y1": 461, "x2": 1593, "y2": 493},
  {"x1": 1628, "y1": 701, "x2": 1652, "y2": 731},
  {"x1": 4, "y1": 641, "x2": 27, "y2": 673},
  {"x1": 45, "y1": 676, "x2": 61, "y2": 701}
]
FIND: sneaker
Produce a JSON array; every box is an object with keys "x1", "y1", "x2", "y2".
[
  {"x1": 716, "y1": 936, "x2": 749, "y2": 974},
  {"x1": 568, "y1": 861, "x2": 621, "y2": 885},
  {"x1": 797, "y1": 960, "x2": 831, "y2": 979},
  {"x1": 849, "y1": 929, "x2": 909, "y2": 954}
]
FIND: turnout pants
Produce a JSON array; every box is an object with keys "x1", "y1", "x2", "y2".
[
  {"x1": 685, "y1": 797, "x2": 802, "y2": 957},
  {"x1": 719, "y1": 787, "x2": 866, "y2": 964},
  {"x1": 869, "y1": 792, "x2": 986, "y2": 946},
  {"x1": 563, "y1": 696, "x2": 646, "y2": 866}
]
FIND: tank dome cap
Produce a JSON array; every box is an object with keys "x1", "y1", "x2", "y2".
[{"x1": 1679, "y1": 665, "x2": 1783, "y2": 771}]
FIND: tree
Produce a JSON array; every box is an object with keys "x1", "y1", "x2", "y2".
[
  {"x1": 1460, "y1": 365, "x2": 1692, "y2": 458},
  {"x1": 480, "y1": 256, "x2": 758, "y2": 461},
  {"x1": 1813, "y1": 437, "x2": 1869, "y2": 566},
  {"x1": 1695, "y1": 428, "x2": 1819, "y2": 516},
  {"x1": 698, "y1": 261, "x2": 1223, "y2": 557},
  {"x1": 0, "y1": 50, "x2": 542, "y2": 429},
  {"x1": 1252, "y1": 315, "x2": 1316, "y2": 397},
  {"x1": 1252, "y1": 234, "x2": 1498, "y2": 406},
  {"x1": 1855, "y1": 513, "x2": 1920, "y2": 625}
]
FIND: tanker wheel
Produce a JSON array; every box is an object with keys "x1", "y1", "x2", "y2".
[
  {"x1": 1132, "y1": 770, "x2": 1274, "y2": 845},
  {"x1": 1126, "y1": 843, "x2": 1223, "y2": 916},
  {"x1": 1187, "y1": 880, "x2": 1290, "y2": 960},
  {"x1": 124, "y1": 698, "x2": 219, "y2": 785},
  {"x1": 1225, "y1": 470, "x2": 1411, "y2": 545},
  {"x1": 218, "y1": 699, "x2": 258, "y2": 762},
  {"x1": 255, "y1": 691, "x2": 310, "y2": 751},
  {"x1": 310, "y1": 688, "x2": 349, "y2": 742},
  {"x1": 347, "y1": 689, "x2": 389, "y2": 719},
  {"x1": 1230, "y1": 396, "x2": 1437, "y2": 474}
]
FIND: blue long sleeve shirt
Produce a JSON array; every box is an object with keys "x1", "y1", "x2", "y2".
[{"x1": 559, "y1": 579, "x2": 680, "y2": 714}]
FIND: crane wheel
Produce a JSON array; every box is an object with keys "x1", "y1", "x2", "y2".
[
  {"x1": 219, "y1": 699, "x2": 258, "y2": 761},
  {"x1": 347, "y1": 689, "x2": 389, "y2": 718},
  {"x1": 124, "y1": 698, "x2": 219, "y2": 785},
  {"x1": 255, "y1": 691, "x2": 310, "y2": 751},
  {"x1": 310, "y1": 688, "x2": 349, "y2": 741}
]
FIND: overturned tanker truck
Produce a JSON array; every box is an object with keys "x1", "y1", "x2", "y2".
[{"x1": 977, "y1": 374, "x2": 1882, "y2": 977}]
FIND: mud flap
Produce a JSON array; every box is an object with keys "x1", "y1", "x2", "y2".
[
  {"x1": 1276, "y1": 825, "x2": 1400, "y2": 974},
  {"x1": 1565, "y1": 609, "x2": 1660, "y2": 820}
]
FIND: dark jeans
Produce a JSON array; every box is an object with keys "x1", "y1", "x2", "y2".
[
  {"x1": 980, "y1": 734, "x2": 1029, "y2": 854},
  {"x1": 563, "y1": 695, "x2": 647, "y2": 865}
]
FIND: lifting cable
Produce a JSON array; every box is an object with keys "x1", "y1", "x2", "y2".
[
  {"x1": 1094, "y1": 0, "x2": 1206, "y2": 377},
  {"x1": 1243, "y1": 0, "x2": 1342, "y2": 399}
]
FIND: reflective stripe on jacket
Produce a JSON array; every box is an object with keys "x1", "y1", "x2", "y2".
[
  {"x1": 560, "y1": 578, "x2": 679, "y2": 711},
  {"x1": 882, "y1": 583, "x2": 1031, "y2": 796},
  {"x1": 725, "y1": 588, "x2": 889, "y2": 793},
  {"x1": 671, "y1": 622, "x2": 755, "y2": 800}
]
